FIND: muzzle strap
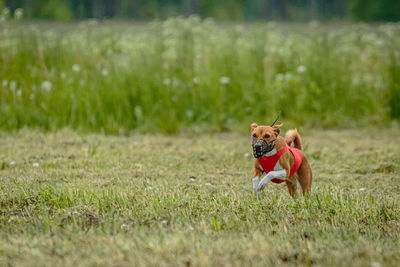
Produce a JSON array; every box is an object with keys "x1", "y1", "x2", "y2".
[{"x1": 252, "y1": 138, "x2": 276, "y2": 159}]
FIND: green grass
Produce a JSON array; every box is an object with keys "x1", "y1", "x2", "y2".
[
  {"x1": 0, "y1": 129, "x2": 399, "y2": 266},
  {"x1": 1, "y1": 19, "x2": 400, "y2": 133}
]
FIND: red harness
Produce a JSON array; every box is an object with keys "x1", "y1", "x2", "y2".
[{"x1": 257, "y1": 144, "x2": 302, "y2": 184}]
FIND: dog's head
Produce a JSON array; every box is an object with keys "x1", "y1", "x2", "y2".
[{"x1": 251, "y1": 123, "x2": 283, "y2": 159}]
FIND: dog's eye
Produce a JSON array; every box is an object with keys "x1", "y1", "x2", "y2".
[
  {"x1": 264, "y1": 134, "x2": 270, "y2": 138},
  {"x1": 252, "y1": 134, "x2": 257, "y2": 138}
]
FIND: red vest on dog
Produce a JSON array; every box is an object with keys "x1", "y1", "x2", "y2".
[{"x1": 257, "y1": 144, "x2": 302, "y2": 184}]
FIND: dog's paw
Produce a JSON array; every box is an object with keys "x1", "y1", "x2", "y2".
[{"x1": 256, "y1": 183, "x2": 265, "y2": 193}]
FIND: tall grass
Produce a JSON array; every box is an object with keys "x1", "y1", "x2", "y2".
[{"x1": 1, "y1": 18, "x2": 399, "y2": 133}]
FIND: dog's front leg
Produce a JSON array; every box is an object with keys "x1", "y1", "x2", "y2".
[
  {"x1": 255, "y1": 173, "x2": 272, "y2": 194},
  {"x1": 252, "y1": 176, "x2": 260, "y2": 193},
  {"x1": 256, "y1": 170, "x2": 286, "y2": 193},
  {"x1": 253, "y1": 160, "x2": 263, "y2": 194}
]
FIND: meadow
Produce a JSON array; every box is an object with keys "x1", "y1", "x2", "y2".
[
  {"x1": 0, "y1": 128, "x2": 399, "y2": 266},
  {"x1": 0, "y1": 18, "x2": 399, "y2": 134},
  {"x1": 1, "y1": 18, "x2": 400, "y2": 266}
]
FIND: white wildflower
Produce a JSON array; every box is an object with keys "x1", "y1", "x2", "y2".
[
  {"x1": 101, "y1": 68, "x2": 109, "y2": 76},
  {"x1": 2, "y1": 8, "x2": 10, "y2": 19},
  {"x1": 205, "y1": 183, "x2": 212, "y2": 186},
  {"x1": 9, "y1": 161, "x2": 16, "y2": 165},
  {"x1": 359, "y1": 188, "x2": 366, "y2": 191},
  {"x1": 352, "y1": 76, "x2": 361, "y2": 86},
  {"x1": 32, "y1": 162, "x2": 39, "y2": 167},
  {"x1": 161, "y1": 220, "x2": 168, "y2": 225},
  {"x1": 146, "y1": 186, "x2": 152, "y2": 190},
  {"x1": 14, "y1": 8, "x2": 23, "y2": 21},
  {"x1": 9, "y1": 80, "x2": 17, "y2": 91},
  {"x1": 190, "y1": 178, "x2": 196, "y2": 182},
  {"x1": 244, "y1": 152, "x2": 250, "y2": 158},
  {"x1": 121, "y1": 223, "x2": 128, "y2": 229},
  {"x1": 72, "y1": 64, "x2": 80, "y2": 72},
  {"x1": 296, "y1": 65, "x2": 307, "y2": 74},
  {"x1": 163, "y1": 78, "x2": 171, "y2": 86},
  {"x1": 41, "y1": 80, "x2": 52, "y2": 92},
  {"x1": 275, "y1": 73, "x2": 284, "y2": 81},
  {"x1": 16, "y1": 89, "x2": 22, "y2": 96},
  {"x1": 185, "y1": 109, "x2": 194, "y2": 119},
  {"x1": 219, "y1": 76, "x2": 230, "y2": 85},
  {"x1": 192, "y1": 77, "x2": 199, "y2": 84},
  {"x1": 188, "y1": 226, "x2": 194, "y2": 231}
]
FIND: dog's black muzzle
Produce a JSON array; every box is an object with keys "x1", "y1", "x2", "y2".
[{"x1": 252, "y1": 138, "x2": 276, "y2": 159}]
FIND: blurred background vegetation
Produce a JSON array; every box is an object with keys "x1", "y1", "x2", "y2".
[
  {"x1": 0, "y1": 1, "x2": 399, "y2": 134},
  {"x1": 1, "y1": 0, "x2": 400, "y2": 21}
]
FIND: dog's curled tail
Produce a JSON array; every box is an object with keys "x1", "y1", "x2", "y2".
[{"x1": 285, "y1": 128, "x2": 303, "y2": 150}]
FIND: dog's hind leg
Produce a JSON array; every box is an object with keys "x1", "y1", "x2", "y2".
[
  {"x1": 296, "y1": 179, "x2": 303, "y2": 195},
  {"x1": 297, "y1": 159, "x2": 312, "y2": 195},
  {"x1": 285, "y1": 180, "x2": 297, "y2": 198}
]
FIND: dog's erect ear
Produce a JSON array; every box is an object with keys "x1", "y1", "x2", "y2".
[
  {"x1": 272, "y1": 123, "x2": 283, "y2": 135},
  {"x1": 251, "y1": 123, "x2": 258, "y2": 130}
]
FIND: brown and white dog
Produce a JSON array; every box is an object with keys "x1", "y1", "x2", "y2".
[{"x1": 251, "y1": 123, "x2": 312, "y2": 197}]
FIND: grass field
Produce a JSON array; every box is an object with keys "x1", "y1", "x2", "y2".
[
  {"x1": 1, "y1": 19, "x2": 400, "y2": 133},
  {"x1": 0, "y1": 128, "x2": 399, "y2": 266},
  {"x1": 1, "y1": 18, "x2": 399, "y2": 266}
]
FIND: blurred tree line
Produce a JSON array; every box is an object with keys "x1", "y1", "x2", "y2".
[{"x1": 1, "y1": 0, "x2": 399, "y2": 21}]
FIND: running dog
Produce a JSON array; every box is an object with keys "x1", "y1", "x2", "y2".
[{"x1": 250, "y1": 118, "x2": 312, "y2": 197}]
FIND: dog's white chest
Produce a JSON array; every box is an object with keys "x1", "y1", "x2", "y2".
[
  {"x1": 260, "y1": 149, "x2": 284, "y2": 172},
  {"x1": 273, "y1": 161, "x2": 284, "y2": 171}
]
